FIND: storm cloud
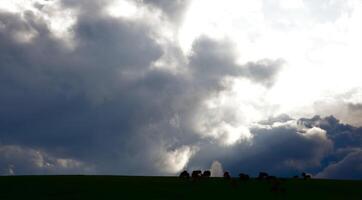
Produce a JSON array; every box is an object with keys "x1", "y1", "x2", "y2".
[
  {"x1": 0, "y1": 0, "x2": 283, "y2": 175},
  {"x1": 188, "y1": 115, "x2": 362, "y2": 179},
  {"x1": 0, "y1": 0, "x2": 361, "y2": 179}
]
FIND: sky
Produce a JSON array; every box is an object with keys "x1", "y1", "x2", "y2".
[{"x1": 0, "y1": 0, "x2": 361, "y2": 179}]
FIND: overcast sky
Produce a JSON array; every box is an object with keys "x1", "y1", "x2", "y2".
[{"x1": 0, "y1": 0, "x2": 361, "y2": 179}]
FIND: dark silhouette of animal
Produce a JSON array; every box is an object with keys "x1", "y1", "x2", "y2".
[
  {"x1": 266, "y1": 175, "x2": 277, "y2": 181},
  {"x1": 257, "y1": 172, "x2": 269, "y2": 180},
  {"x1": 301, "y1": 172, "x2": 311, "y2": 180},
  {"x1": 192, "y1": 170, "x2": 202, "y2": 179},
  {"x1": 224, "y1": 171, "x2": 231, "y2": 179},
  {"x1": 239, "y1": 173, "x2": 250, "y2": 181},
  {"x1": 179, "y1": 170, "x2": 190, "y2": 179},
  {"x1": 202, "y1": 170, "x2": 211, "y2": 178},
  {"x1": 293, "y1": 175, "x2": 299, "y2": 179}
]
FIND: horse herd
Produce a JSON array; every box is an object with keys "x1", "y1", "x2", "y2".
[
  {"x1": 179, "y1": 170, "x2": 312, "y2": 193},
  {"x1": 179, "y1": 170, "x2": 312, "y2": 181}
]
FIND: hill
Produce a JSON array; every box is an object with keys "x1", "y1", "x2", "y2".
[{"x1": 0, "y1": 176, "x2": 361, "y2": 199}]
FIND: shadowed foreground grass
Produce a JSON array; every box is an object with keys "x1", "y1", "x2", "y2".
[{"x1": 0, "y1": 176, "x2": 361, "y2": 199}]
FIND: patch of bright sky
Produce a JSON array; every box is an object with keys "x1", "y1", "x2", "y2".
[
  {"x1": 105, "y1": 0, "x2": 171, "y2": 39},
  {"x1": 106, "y1": 0, "x2": 139, "y2": 18},
  {"x1": 0, "y1": 0, "x2": 77, "y2": 47},
  {"x1": 180, "y1": 0, "x2": 362, "y2": 127},
  {"x1": 195, "y1": 78, "x2": 271, "y2": 145},
  {"x1": 158, "y1": 145, "x2": 198, "y2": 173}
]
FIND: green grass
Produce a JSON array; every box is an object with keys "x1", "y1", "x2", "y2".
[{"x1": 0, "y1": 176, "x2": 361, "y2": 199}]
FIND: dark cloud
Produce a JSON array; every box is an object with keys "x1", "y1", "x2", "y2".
[
  {"x1": 0, "y1": 4, "x2": 177, "y2": 174},
  {"x1": 189, "y1": 37, "x2": 283, "y2": 88},
  {"x1": 241, "y1": 124, "x2": 332, "y2": 174},
  {"x1": 296, "y1": 115, "x2": 362, "y2": 179},
  {"x1": 0, "y1": 4, "x2": 283, "y2": 175},
  {"x1": 187, "y1": 115, "x2": 362, "y2": 179},
  {"x1": 242, "y1": 59, "x2": 284, "y2": 87},
  {"x1": 0, "y1": 1, "x2": 360, "y2": 179},
  {"x1": 316, "y1": 150, "x2": 362, "y2": 180},
  {"x1": 189, "y1": 118, "x2": 333, "y2": 177},
  {"x1": 298, "y1": 115, "x2": 362, "y2": 149}
]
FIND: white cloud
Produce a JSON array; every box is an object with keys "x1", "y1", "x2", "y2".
[
  {"x1": 179, "y1": 0, "x2": 362, "y2": 127},
  {"x1": 106, "y1": 0, "x2": 139, "y2": 18},
  {"x1": 0, "y1": 0, "x2": 77, "y2": 47},
  {"x1": 194, "y1": 81, "x2": 261, "y2": 145},
  {"x1": 302, "y1": 127, "x2": 328, "y2": 140},
  {"x1": 279, "y1": 0, "x2": 304, "y2": 10},
  {"x1": 156, "y1": 145, "x2": 199, "y2": 174},
  {"x1": 0, "y1": 145, "x2": 93, "y2": 175}
]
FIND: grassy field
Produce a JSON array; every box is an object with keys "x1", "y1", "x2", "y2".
[{"x1": 0, "y1": 176, "x2": 361, "y2": 199}]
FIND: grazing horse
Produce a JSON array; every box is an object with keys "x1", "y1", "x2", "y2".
[
  {"x1": 239, "y1": 173, "x2": 250, "y2": 181},
  {"x1": 301, "y1": 172, "x2": 311, "y2": 180},
  {"x1": 202, "y1": 170, "x2": 211, "y2": 178},
  {"x1": 179, "y1": 170, "x2": 190, "y2": 179},
  {"x1": 257, "y1": 172, "x2": 269, "y2": 180},
  {"x1": 192, "y1": 170, "x2": 202, "y2": 179},
  {"x1": 224, "y1": 171, "x2": 231, "y2": 179}
]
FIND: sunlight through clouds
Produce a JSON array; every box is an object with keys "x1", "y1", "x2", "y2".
[
  {"x1": 0, "y1": 0, "x2": 76, "y2": 47},
  {"x1": 179, "y1": 0, "x2": 362, "y2": 126},
  {"x1": 0, "y1": 0, "x2": 361, "y2": 178},
  {"x1": 157, "y1": 146, "x2": 199, "y2": 173},
  {"x1": 106, "y1": 0, "x2": 138, "y2": 18}
]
